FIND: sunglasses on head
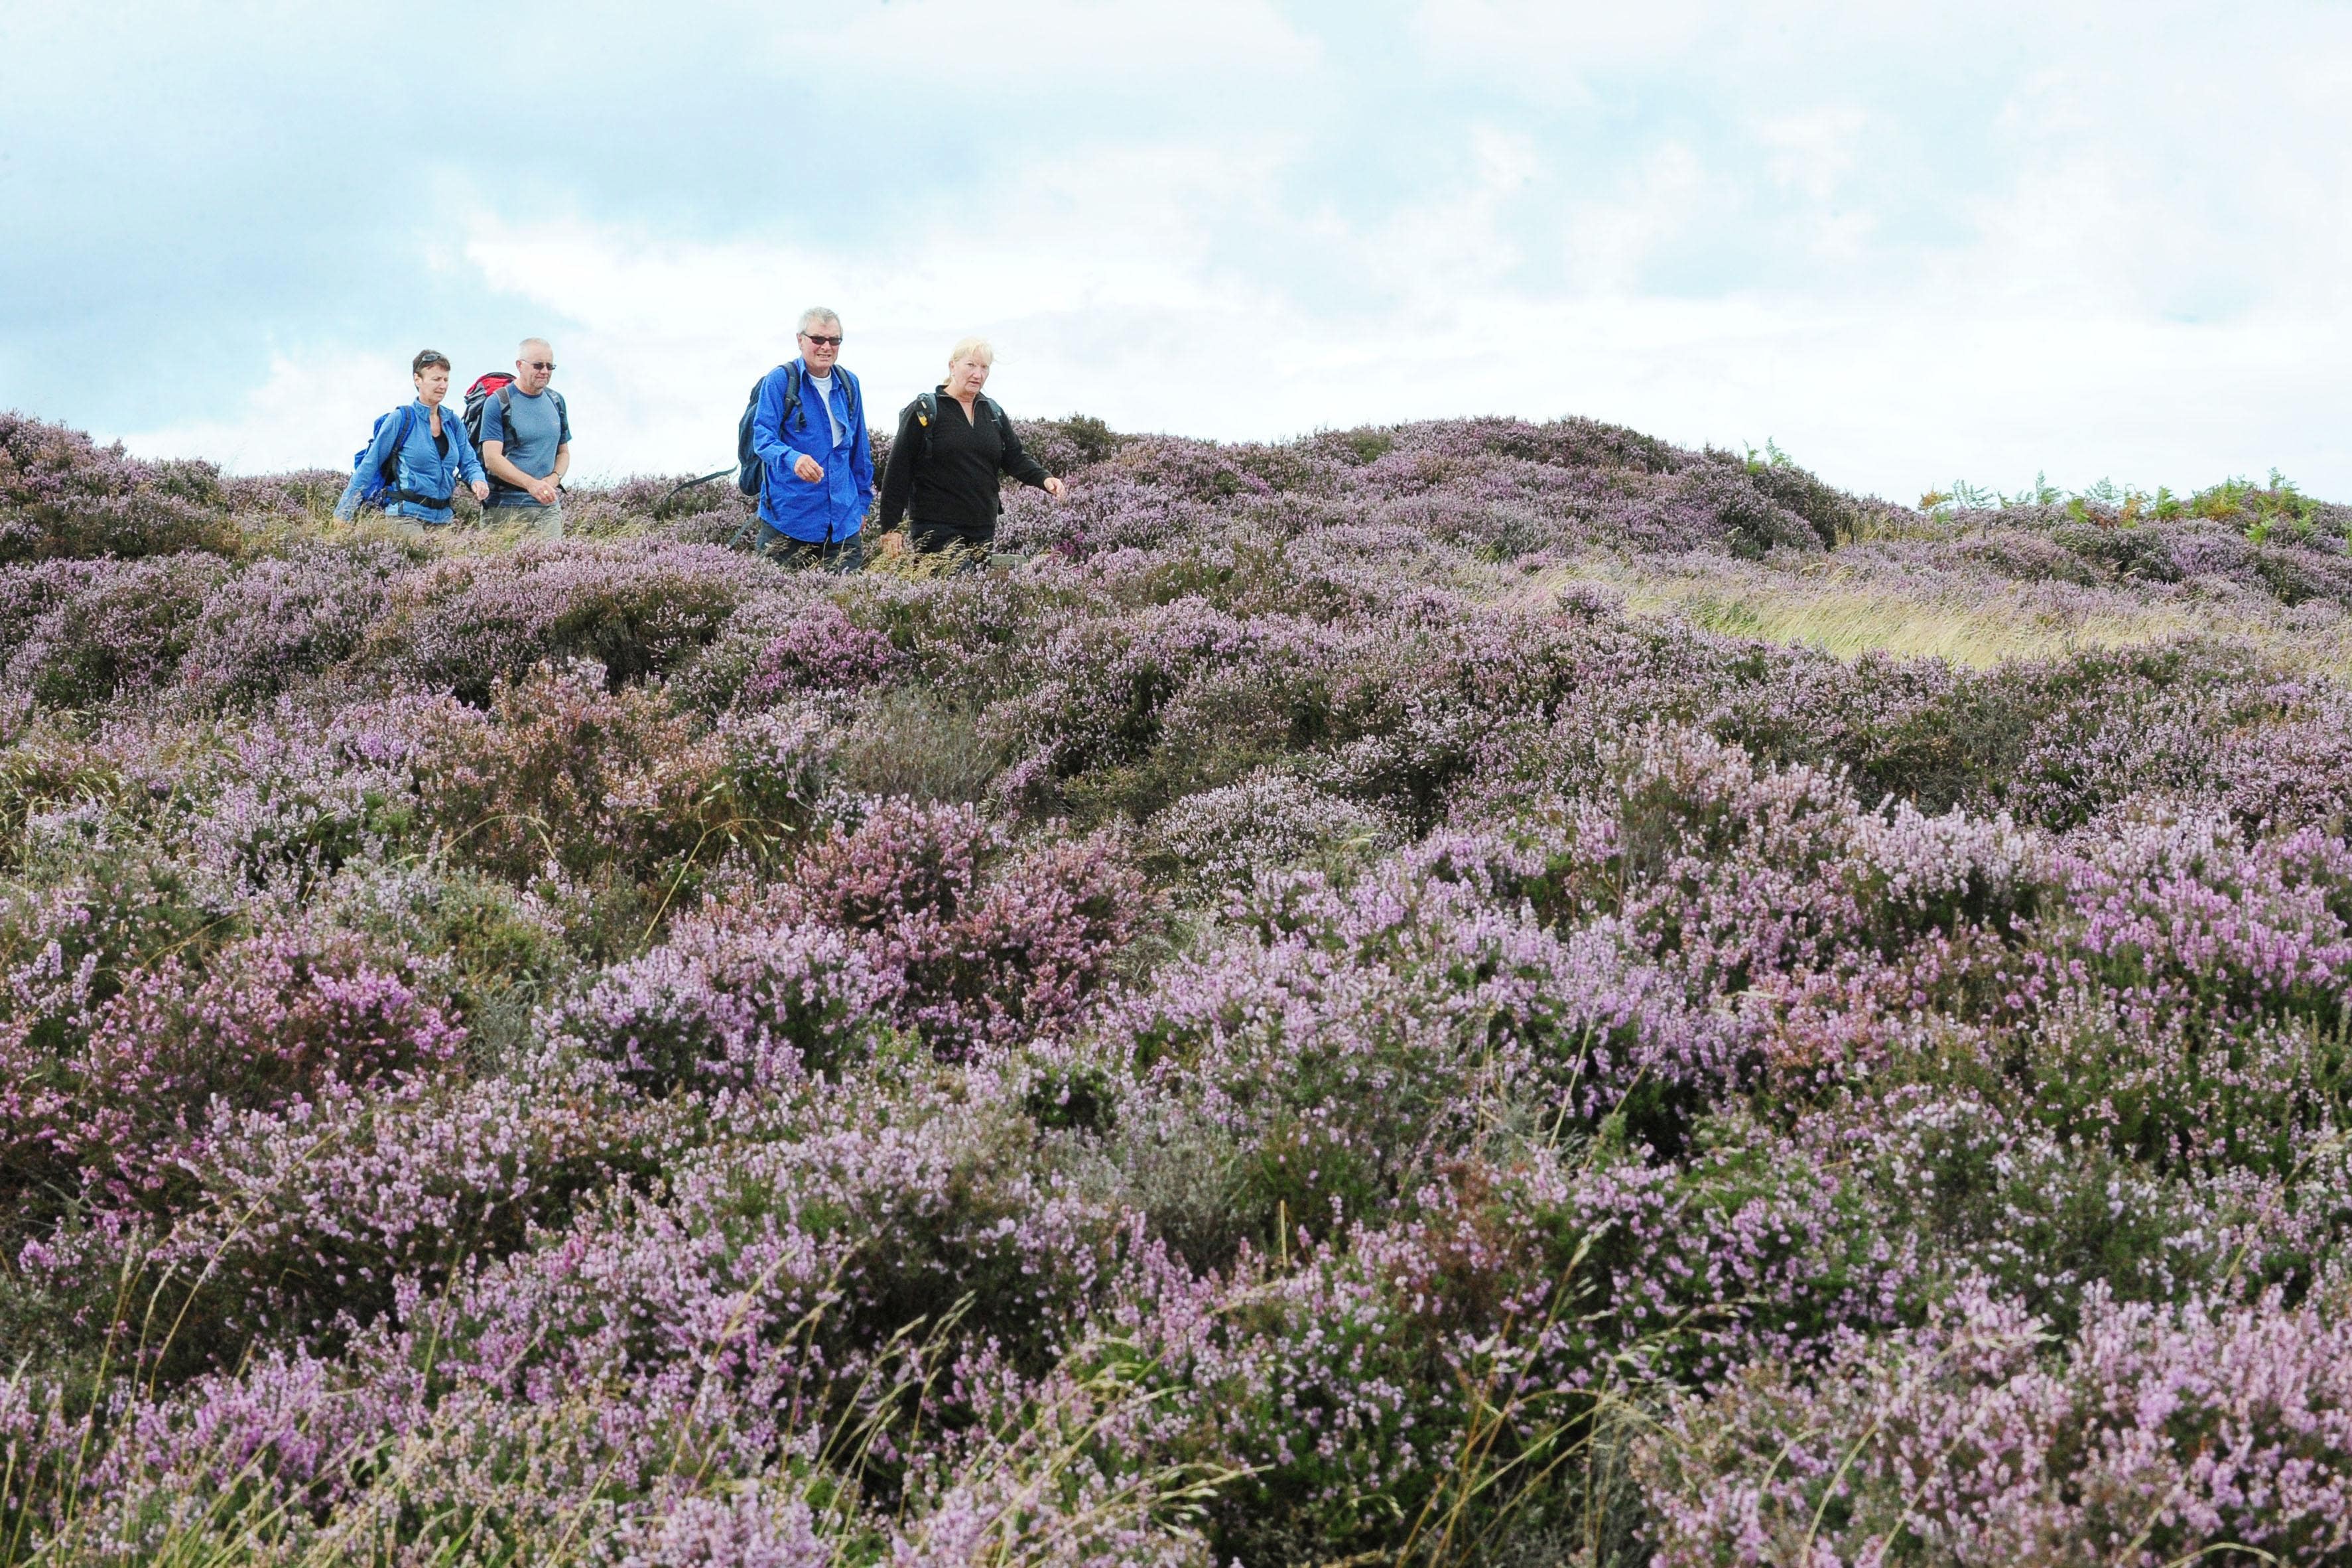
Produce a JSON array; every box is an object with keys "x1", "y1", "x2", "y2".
[{"x1": 801, "y1": 334, "x2": 842, "y2": 347}]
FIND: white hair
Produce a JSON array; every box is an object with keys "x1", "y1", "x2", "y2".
[
  {"x1": 797, "y1": 306, "x2": 842, "y2": 335},
  {"x1": 947, "y1": 336, "x2": 995, "y2": 371},
  {"x1": 518, "y1": 336, "x2": 552, "y2": 355}
]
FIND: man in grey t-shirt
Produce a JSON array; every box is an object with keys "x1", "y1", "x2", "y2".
[{"x1": 480, "y1": 337, "x2": 572, "y2": 540}]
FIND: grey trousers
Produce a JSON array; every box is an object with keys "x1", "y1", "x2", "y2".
[{"x1": 487, "y1": 503, "x2": 564, "y2": 541}]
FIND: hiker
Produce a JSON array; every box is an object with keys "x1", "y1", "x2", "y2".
[
  {"x1": 475, "y1": 337, "x2": 571, "y2": 539},
  {"x1": 876, "y1": 337, "x2": 1064, "y2": 568},
  {"x1": 748, "y1": 308, "x2": 874, "y2": 570},
  {"x1": 332, "y1": 350, "x2": 490, "y2": 529}
]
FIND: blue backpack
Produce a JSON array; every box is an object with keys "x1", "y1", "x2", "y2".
[
  {"x1": 348, "y1": 406, "x2": 417, "y2": 509},
  {"x1": 735, "y1": 363, "x2": 857, "y2": 495}
]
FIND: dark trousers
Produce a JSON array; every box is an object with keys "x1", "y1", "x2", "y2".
[
  {"x1": 759, "y1": 526, "x2": 864, "y2": 572},
  {"x1": 909, "y1": 521, "x2": 994, "y2": 574}
]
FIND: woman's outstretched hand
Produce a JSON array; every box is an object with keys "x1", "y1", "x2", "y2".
[{"x1": 1044, "y1": 476, "x2": 1066, "y2": 500}]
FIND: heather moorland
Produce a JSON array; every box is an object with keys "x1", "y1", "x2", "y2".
[{"x1": 6, "y1": 406, "x2": 2352, "y2": 1565}]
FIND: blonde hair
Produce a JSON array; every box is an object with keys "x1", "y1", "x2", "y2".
[{"x1": 946, "y1": 336, "x2": 995, "y2": 375}]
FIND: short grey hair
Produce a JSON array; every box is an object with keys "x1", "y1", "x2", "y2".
[
  {"x1": 518, "y1": 336, "x2": 552, "y2": 355},
  {"x1": 797, "y1": 306, "x2": 841, "y2": 335}
]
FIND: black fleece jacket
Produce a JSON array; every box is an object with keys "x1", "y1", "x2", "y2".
[{"x1": 876, "y1": 391, "x2": 1050, "y2": 533}]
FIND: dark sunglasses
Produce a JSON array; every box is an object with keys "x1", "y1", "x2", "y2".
[
  {"x1": 800, "y1": 334, "x2": 842, "y2": 348},
  {"x1": 522, "y1": 360, "x2": 555, "y2": 371}
]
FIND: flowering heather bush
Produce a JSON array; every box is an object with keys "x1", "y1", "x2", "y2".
[
  {"x1": 556, "y1": 470, "x2": 759, "y2": 543},
  {"x1": 9, "y1": 409, "x2": 2352, "y2": 1563},
  {"x1": 1143, "y1": 766, "x2": 1396, "y2": 893},
  {"x1": 743, "y1": 598, "x2": 902, "y2": 699},
  {"x1": 548, "y1": 906, "x2": 889, "y2": 1092},
  {"x1": 366, "y1": 541, "x2": 751, "y2": 701},
  {"x1": 1096, "y1": 845, "x2": 1749, "y2": 1265},
  {"x1": 783, "y1": 798, "x2": 1149, "y2": 1055},
  {"x1": 1635, "y1": 1283, "x2": 2352, "y2": 1567},
  {"x1": 129, "y1": 1044, "x2": 678, "y2": 1350},
  {"x1": 0, "y1": 924, "x2": 460, "y2": 1228},
  {"x1": 408, "y1": 659, "x2": 789, "y2": 888},
  {"x1": 168, "y1": 698, "x2": 422, "y2": 895},
  {"x1": 174, "y1": 539, "x2": 403, "y2": 706},
  {"x1": 0, "y1": 413, "x2": 234, "y2": 562},
  {"x1": 2050, "y1": 811, "x2": 2352, "y2": 1025},
  {"x1": 216, "y1": 465, "x2": 349, "y2": 519},
  {"x1": 1, "y1": 552, "x2": 231, "y2": 708}
]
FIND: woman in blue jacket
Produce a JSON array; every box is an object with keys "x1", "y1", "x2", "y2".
[{"x1": 334, "y1": 350, "x2": 490, "y2": 526}]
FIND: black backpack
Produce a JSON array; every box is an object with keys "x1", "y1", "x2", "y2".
[{"x1": 910, "y1": 389, "x2": 1006, "y2": 462}]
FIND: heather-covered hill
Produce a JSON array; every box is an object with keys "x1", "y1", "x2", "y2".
[{"x1": 6, "y1": 407, "x2": 2352, "y2": 1565}]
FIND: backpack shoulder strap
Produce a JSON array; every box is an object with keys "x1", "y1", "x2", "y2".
[
  {"x1": 914, "y1": 391, "x2": 938, "y2": 464},
  {"x1": 380, "y1": 405, "x2": 415, "y2": 486}
]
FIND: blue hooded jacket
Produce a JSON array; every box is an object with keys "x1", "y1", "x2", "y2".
[
  {"x1": 750, "y1": 359, "x2": 873, "y2": 543},
  {"x1": 333, "y1": 400, "x2": 487, "y2": 523}
]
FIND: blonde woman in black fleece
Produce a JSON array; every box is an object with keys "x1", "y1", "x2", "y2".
[{"x1": 877, "y1": 338, "x2": 1065, "y2": 566}]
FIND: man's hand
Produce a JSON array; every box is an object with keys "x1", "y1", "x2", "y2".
[
  {"x1": 793, "y1": 454, "x2": 824, "y2": 483},
  {"x1": 1043, "y1": 476, "x2": 1067, "y2": 500},
  {"x1": 529, "y1": 477, "x2": 560, "y2": 505},
  {"x1": 471, "y1": 480, "x2": 491, "y2": 503}
]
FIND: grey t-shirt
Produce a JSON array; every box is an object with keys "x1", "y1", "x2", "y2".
[{"x1": 482, "y1": 387, "x2": 572, "y2": 507}]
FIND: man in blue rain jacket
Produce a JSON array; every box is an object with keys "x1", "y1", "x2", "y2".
[{"x1": 750, "y1": 307, "x2": 874, "y2": 570}]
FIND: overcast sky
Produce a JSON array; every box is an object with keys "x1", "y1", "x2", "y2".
[{"x1": 3, "y1": 0, "x2": 2348, "y2": 502}]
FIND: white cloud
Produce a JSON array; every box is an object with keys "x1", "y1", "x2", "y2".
[
  {"x1": 1560, "y1": 141, "x2": 1710, "y2": 294},
  {"x1": 115, "y1": 157, "x2": 2352, "y2": 506},
  {"x1": 1756, "y1": 107, "x2": 1865, "y2": 204},
  {"x1": 119, "y1": 350, "x2": 414, "y2": 476},
  {"x1": 1409, "y1": 0, "x2": 1715, "y2": 85},
  {"x1": 438, "y1": 135, "x2": 1309, "y2": 478},
  {"x1": 84, "y1": 0, "x2": 2352, "y2": 505},
  {"x1": 812, "y1": 0, "x2": 1322, "y2": 80}
]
